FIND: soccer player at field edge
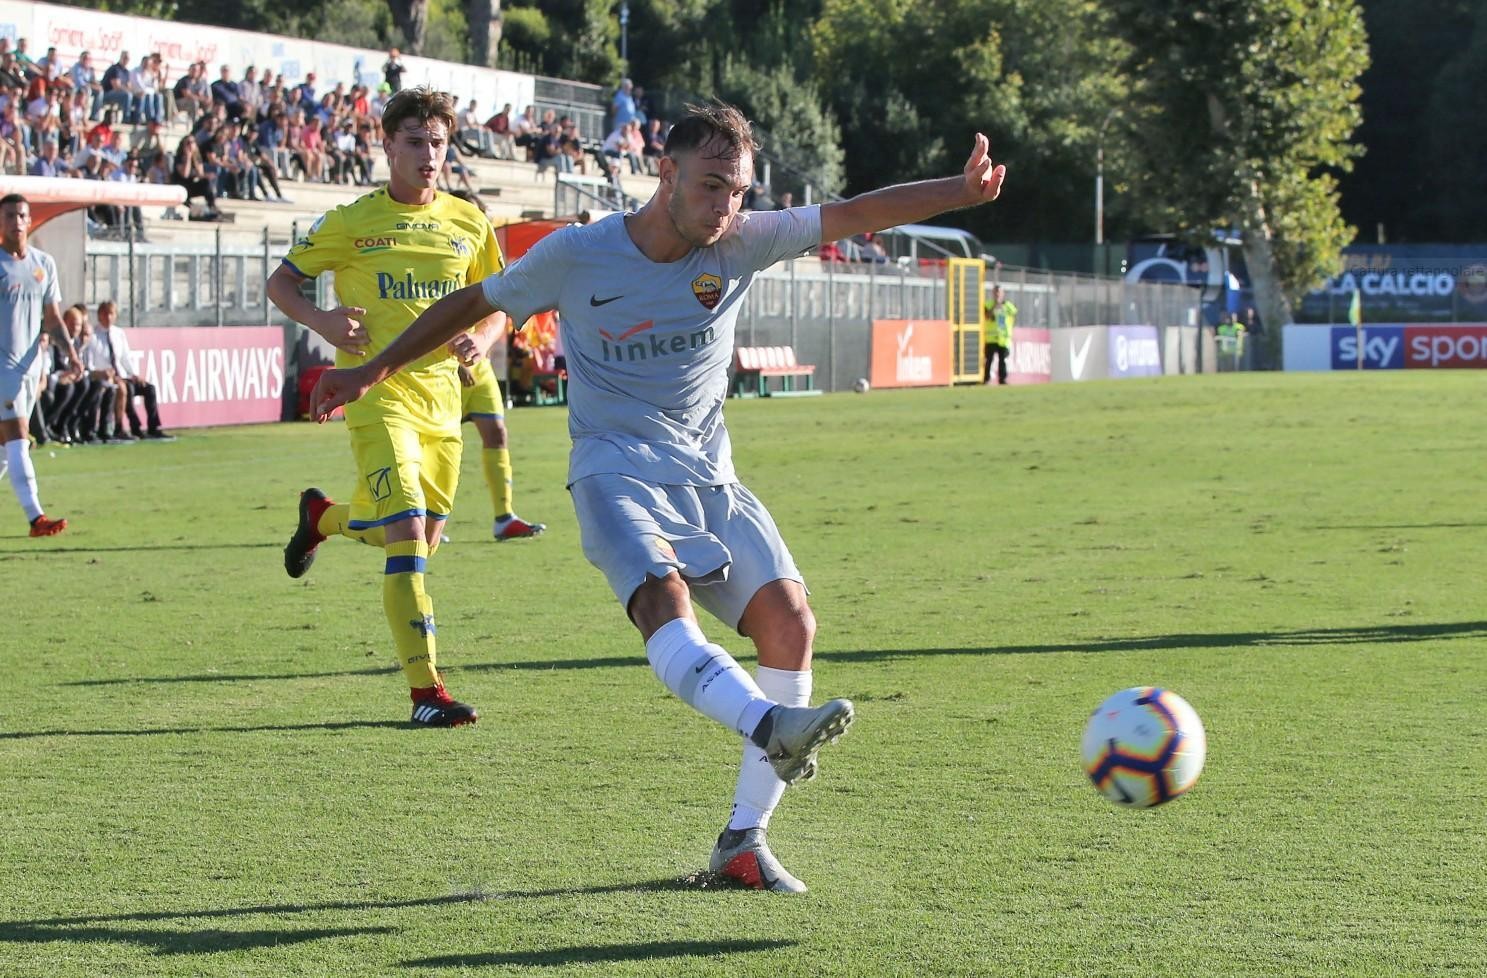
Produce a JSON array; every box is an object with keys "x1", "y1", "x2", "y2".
[
  {"x1": 266, "y1": 87, "x2": 509, "y2": 728},
  {"x1": 447, "y1": 188, "x2": 546, "y2": 542},
  {"x1": 312, "y1": 101, "x2": 1007, "y2": 890},
  {"x1": 0, "y1": 193, "x2": 77, "y2": 538}
]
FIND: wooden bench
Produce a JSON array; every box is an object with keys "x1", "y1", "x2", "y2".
[{"x1": 732, "y1": 346, "x2": 821, "y2": 398}]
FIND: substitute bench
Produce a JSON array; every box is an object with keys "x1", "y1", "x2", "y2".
[{"x1": 732, "y1": 346, "x2": 822, "y2": 398}]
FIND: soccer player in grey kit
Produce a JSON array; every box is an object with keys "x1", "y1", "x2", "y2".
[
  {"x1": 313, "y1": 102, "x2": 1007, "y2": 892},
  {"x1": 0, "y1": 193, "x2": 75, "y2": 537}
]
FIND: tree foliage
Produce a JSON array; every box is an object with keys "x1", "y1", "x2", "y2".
[{"x1": 1105, "y1": 0, "x2": 1367, "y2": 338}]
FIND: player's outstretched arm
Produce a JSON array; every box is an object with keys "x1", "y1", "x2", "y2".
[
  {"x1": 819, "y1": 133, "x2": 1006, "y2": 245},
  {"x1": 311, "y1": 282, "x2": 496, "y2": 421}
]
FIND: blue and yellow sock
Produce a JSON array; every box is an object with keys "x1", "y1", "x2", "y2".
[{"x1": 383, "y1": 539, "x2": 439, "y2": 689}]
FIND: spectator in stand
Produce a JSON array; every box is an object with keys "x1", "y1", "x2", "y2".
[
  {"x1": 25, "y1": 86, "x2": 62, "y2": 148},
  {"x1": 101, "y1": 130, "x2": 128, "y2": 167},
  {"x1": 296, "y1": 72, "x2": 317, "y2": 106},
  {"x1": 87, "y1": 108, "x2": 118, "y2": 145},
  {"x1": 27, "y1": 140, "x2": 64, "y2": 177},
  {"x1": 603, "y1": 118, "x2": 642, "y2": 174},
  {"x1": 642, "y1": 116, "x2": 665, "y2": 173},
  {"x1": 176, "y1": 62, "x2": 210, "y2": 124},
  {"x1": 351, "y1": 121, "x2": 376, "y2": 184},
  {"x1": 210, "y1": 64, "x2": 244, "y2": 121},
  {"x1": 327, "y1": 118, "x2": 356, "y2": 184},
  {"x1": 99, "y1": 52, "x2": 133, "y2": 123},
  {"x1": 457, "y1": 98, "x2": 493, "y2": 157},
  {"x1": 144, "y1": 149, "x2": 171, "y2": 185},
  {"x1": 106, "y1": 156, "x2": 147, "y2": 236},
  {"x1": 240, "y1": 66, "x2": 264, "y2": 121},
  {"x1": 560, "y1": 117, "x2": 589, "y2": 174},
  {"x1": 441, "y1": 141, "x2": 476, "y2": 193},
  {"x1": 71, "y1": 51, "x2": 102, "y2": 119},
  {"x1": 298, "y1": 115, "x2": 326, "y2": 181},
  {"x1": 130, "y1": 53, "x2": 163, "y2": 124},
  {"x1": 13, "y1": 39, "x2": 37, "y2": 80},
  {"x1": 95, "y1": 300, "x2": 169, "y2": 439},
  {"x1": 382, "y1": 48, "x2": 406, "y2": 93},
  {"x1": 611, "y1": 77, "x2": 638, "y2": 129},
  {"x1": 348, "y1": 84, "x2": 370, "y2": 125},
  {"x1": 315, "y1": 92, "x2": 338, "y2": 128},
  {"x1": 73, "y1": 129, "x2": 106, "y2": 172},
  {"x1": 0, "y1": 52, "x2": 27, "y2": 91},
  {"x1": 172, "y1": 133, "x2": 219, "y2": 218},
  {"x1": 130, "y1": 119, "x2": 166, "y2": 158},
  {"x1": 533, "y1": 113, "x2": 569, "y2": 175},
  {"x1": 632, "y1": 85, "x2": 653, "y2": 125},
  {"x1": 62, "y1": 88, "x2": 88, "y2": 154},
  {"x1": 217, "y1": 121, "x2": 263, "y2": 199},
  {"x1": 0, "y1": 101, "x2": 24, "y2": 175},
  {"x1": 511, "y1": 103, "x2": 536, "y2": 152},
  {"x1": 484, "y1": 102, "x2": 515, "y2": 160},
  {"x1": 248, "y1": 114, "x2": 290, "y2": 201},
  {"x1": 370, "y1": 82, "x2": 392, "y2": 120},
  {"x1": 776, "y1": 191, "x2": 794, "y2": 210}
]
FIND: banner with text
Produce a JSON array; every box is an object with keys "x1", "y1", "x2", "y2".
[
  {"x1": 1106, "y1": 325, "x2": 1163, "y2": 378},
  {"x1": 126, "y1": 327, "x2": 286, "y2": 427},
  {"x1": 1283, "y1": 323, "x2": 1487, "y2": 371},
  {"x1": 1006, "y1": 327, "x2": 1052, "y2": 385},
  {"x1": 870, "y1": 320, "x2": 953, "y2": 388}
]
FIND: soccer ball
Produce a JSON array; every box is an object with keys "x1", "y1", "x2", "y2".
[
  {"x1": 852, "y1": 378, "x2": 871, "y2": 393},
  {"x1": 1081, "y1": 687, "x2": 1206, "y2": 808}
]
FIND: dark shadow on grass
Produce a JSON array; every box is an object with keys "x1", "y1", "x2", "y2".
[
  {"x1": 0, "y1": 921, "x2": 392, "y2": 955},
  {"x1": 1307, "y1": 522, "x2": 1487, "y2": 530},
  {"x1": 0, "y1": 542, "x2": 280, "y2": 556},
  {"x1": 404, "y1": 938, "x2": 795, "y2": 969},
  {"x1": 60, "y1": 620, "x2": 1487, "y2": 690},
  {"x1": 0, "y1": 719, "x2": 409, "y2": 740},
  {"x1": 20, "y1": 894, "x2": 487, "y2": 928}
]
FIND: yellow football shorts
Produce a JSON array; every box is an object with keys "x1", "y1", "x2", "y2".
[
  {"x1": 347, "y1": 420, "x2": 463, "y2": 529},
  {"x1": 460, "y1": 356, "x2": 505, "y2": 419}
]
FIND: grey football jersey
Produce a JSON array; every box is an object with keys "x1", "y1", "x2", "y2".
[
  {"x1": 482, "y1": 206, "x2": 821, "y2": 486},
  {"x1": 0, "y1": 246, "x2": 60, "y2": 373}
]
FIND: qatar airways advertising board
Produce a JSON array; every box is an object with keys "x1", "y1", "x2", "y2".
[
  {"x1": 123, "y1": 327, "x2": 287, "y2": 428},
  {"x1": 1283, "y1": 323, "x2": 1487, "y2": 371},
  {"x1": 1005, "y1": 328, "x2": 1051, "y2": 385}
]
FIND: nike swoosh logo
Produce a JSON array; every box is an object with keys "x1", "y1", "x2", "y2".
[
  {"x1": 1070, "y1": 334, "x2": 1093, "y2": 379},
  {"x1": 590, "y1": 294, "x2": 623, "y2": 307},
  {"x1": 694, "y1": 654, "x2": 720, "y2": 674}
]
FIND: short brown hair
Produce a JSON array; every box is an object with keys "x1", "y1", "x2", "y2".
[
  {"x1": 380, "y1": 86, "x2": 457, "y2": 138},
  {"x1": 664, "y1": 101, "x2": 758, "y2": 161},
  {"x1": 98, "y1": 300, "x2": 117, "y2": 316}
]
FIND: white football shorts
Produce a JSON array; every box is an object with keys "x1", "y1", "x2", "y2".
[
  {"x1": 569, "y1": 472, "x2": 805, "y2": 632},
  {"x1": 0, "y1": 364, "x2": 38, "y2": 423}
]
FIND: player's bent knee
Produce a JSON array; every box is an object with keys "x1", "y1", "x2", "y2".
[{"x1": 629, "y1": 572, "x2": 694, "y2": 640}]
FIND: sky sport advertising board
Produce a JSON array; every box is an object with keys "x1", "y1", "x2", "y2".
[
  {"x1": 123, "y1": 327, "x2": 287, "y2": 427},
  {"x1": 1283, "y1": 323, "x2": 1487, "y2": 370}
]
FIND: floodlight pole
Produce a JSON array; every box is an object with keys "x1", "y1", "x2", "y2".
[
  {"x1": 1095, "y1": 110, "x2": 1115, "y2": 246},
  {"x1": 619, "y1": 3, "x2": 629, "y2": 63}
]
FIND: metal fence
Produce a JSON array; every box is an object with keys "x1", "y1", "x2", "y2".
[{"x1": 84, "y1": 234, "x2": 1201, "y2": 391}]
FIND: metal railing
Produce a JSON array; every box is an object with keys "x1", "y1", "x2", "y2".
[{"x1": 554, "y1": 174, "x2": 642, "y2": 216}]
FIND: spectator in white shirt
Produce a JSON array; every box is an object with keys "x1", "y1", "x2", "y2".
[
  {"x1": 71, "y1": 51, "x2": 102, "y2": 119},
  {"x1": 129, "y1": 54, "x2": 163, "y2": 124},
  {"x1": 457, "y1": 98, "x2": 493, "y2": 157},
  {"x1": 94, "y1": 300, "x2": 168, "y2": 439}
]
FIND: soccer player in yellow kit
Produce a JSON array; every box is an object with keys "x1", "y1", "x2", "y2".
[{"x1": 267, "y1": 87, "x2": 504, "y2": 726}]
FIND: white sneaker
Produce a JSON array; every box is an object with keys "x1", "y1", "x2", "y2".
[
  {"x1": 756, "y1": 698, "x2": 854, "y2": 785},
  {"x1": 709, "y1": 827, "x2": 807, "y2": 893}
]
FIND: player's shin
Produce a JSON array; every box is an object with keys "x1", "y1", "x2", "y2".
[
  {"x1": 644, "y1": 617, "x2": 774, "y2": 736},
  {"x1": 319, "y1": 503, "x2": 388, "y2": 547},
  {"x1": 5, "y1": 438, "x2": 43, "y2": 522},
  {"x1": 383, "y1": 539, "x2": 439, "y2": 688},
  {"x1": 729, "y1": 666, "x2": 812, "y2": 831},
  {"x1": 482, "y1": 447, "x2": 514, "y2": 517}
]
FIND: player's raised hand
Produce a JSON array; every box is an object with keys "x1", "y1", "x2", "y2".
[
  {"x1": 963, "y1": 133, "x2": 1006, "y2": 205},
  {"x1": 311, "y1": 365, "x2": 374, "y2": 423},
  {"x1": 314, "y1": 306, "x2": 370, "y2": 356}
]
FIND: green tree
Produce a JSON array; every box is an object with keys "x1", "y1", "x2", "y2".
[{"x1": 1106, "y1": 0, "x2": 1368, "y2": 349}]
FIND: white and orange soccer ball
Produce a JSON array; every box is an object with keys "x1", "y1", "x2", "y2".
[{"x1": 1081, "y1": 687, "x2": 1206, "y2": 808}]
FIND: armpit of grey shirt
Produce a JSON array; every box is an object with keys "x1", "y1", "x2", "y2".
[
  {"x1": 482, "y1": 206, "x2": 821, "y2": 487},
  {"x1": 0, "y1": 246, "x2": 60, "y2": 374}
]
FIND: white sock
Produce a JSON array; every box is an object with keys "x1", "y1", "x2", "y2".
[
  {"x1": 5, "y1": 439, "x2": 42, "y2": 522},
  {"x1": 645, "y1": 618, "x2": 774, "y2": 737},
  {"x1": 729, "y1": 666, "x2": 812, "y2": 831}
]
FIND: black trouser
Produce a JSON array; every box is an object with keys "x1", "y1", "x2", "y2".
[
  {"x1": 122, "y1": 378, "x2": 163, "y2": 435},
  {"x1": 78, "y1": 377, "x2": 116, "y2": 439},
  {"x1": 44, "y1": 379, "x2": 87, "y2": 439},
  {"x1": 984, "y1": 341, "x2": 1009, "y2": 384}
]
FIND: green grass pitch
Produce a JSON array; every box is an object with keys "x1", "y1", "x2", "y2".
[{"x1": 2, "y1": 371, "x2": 1484, "y2": 977}]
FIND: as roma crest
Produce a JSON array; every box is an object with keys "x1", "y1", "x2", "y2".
[{"x1": 691, "y1": 273, "x2": 722, "y2": 310}]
